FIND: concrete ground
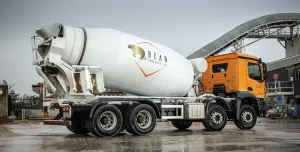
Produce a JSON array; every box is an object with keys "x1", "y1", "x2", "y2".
[{"x1": 0, "y1": 118, "x2": 300, "y2": 152}]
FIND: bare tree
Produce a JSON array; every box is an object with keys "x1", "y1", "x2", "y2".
[{"x1": 0, "y1": 80, "x2": 20, "y2": 99}]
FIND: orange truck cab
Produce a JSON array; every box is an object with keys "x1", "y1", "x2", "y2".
[{"x1": 202, "y1": 52, "x2": 268, "y2": 100}]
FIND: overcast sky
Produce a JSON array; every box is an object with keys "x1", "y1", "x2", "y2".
[{"x1": 0, "y1": 0, "x2": 300, "y2": 95}]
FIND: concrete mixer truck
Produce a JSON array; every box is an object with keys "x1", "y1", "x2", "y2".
[{"x1": 30, "y1": 23, "x2": 267, "y2": 137}]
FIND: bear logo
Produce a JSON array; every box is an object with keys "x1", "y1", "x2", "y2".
[{"x1": 128, "y1": 44, "x2": 146, "y2": 60}]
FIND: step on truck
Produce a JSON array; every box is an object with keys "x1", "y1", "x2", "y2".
[{"x1": 31, "y1": 23, "x2": 268, "y2": 137}]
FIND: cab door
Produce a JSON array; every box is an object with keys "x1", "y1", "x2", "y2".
[{"x1": 246, "y1": 61, "x2": 265, "y2": 98}]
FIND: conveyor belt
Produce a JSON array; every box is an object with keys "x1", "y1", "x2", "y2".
[{"x1": 187, "y1": 13, "x2": 300, "y2": 59}]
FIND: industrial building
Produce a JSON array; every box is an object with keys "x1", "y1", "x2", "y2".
[{"x1": 266, "y1": 35, "x2": 300, "y2": 117}]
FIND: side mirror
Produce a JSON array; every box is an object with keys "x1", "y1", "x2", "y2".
[
  {"x1": 263, "y1": 75, "x2": 267, "y2": 80},
  {"x1": 262, "y1": 62, "x2": 268, "y2": 80}
]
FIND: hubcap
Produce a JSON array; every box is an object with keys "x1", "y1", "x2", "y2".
[
  {"x1": 210, "y1": 111, "x2": 223, "y2": 125},
  {"x1": 136, "y1": 110, "x2": 152, "y2": 129},
  {"x1": 98, "y1": 111, "x2": 117, "y2": 131},
  {"x1": 241, "y1": 110, "x2": 253, "y2": 124}
]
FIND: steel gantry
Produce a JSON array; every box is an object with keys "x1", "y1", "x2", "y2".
[{"x1": 187, "y1": 13, "x2": 300, "y2": 59}]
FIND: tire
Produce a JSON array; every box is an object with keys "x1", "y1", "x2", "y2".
[
  {"x1": 119, "y1": 127, "x2": 125, "y2": 132},
  {"x1": 202, "y1": 105, "x2": 227, "y2": 131},
  {"x1": 234, "y1": 105, "x2": 257, "y2": 130},
  {"x1": 124, "y1": 104, "x2": 157, "y2": 135},
  {"x1": 85, "y1": 119, "x2": 99, "y2": 136},
  {"x1": 90, "y1": 105, "x2": 123, "y2": 137},
  {"x1": 171, "y1": 120, "x2": 192, "y2": 130},
  {"x1": 66, "y1": 119, "x2": 89, "y2": 134},
  {"x1": 124, "y1": 105, "x2": 138, "y2": 135},
  {"x1": 202, "y1": 119, "x2": 213, "y2": 131}
]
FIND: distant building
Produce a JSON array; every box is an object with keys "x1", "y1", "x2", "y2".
[{"x1": 266, "y1": 36, "x2": 300, "y2": 109}]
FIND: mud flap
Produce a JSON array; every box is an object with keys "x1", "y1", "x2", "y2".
[{"x1": 236, "y1": 98, "x2": 242, "y2": 120}]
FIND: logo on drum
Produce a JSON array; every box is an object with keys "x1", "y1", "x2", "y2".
[
  {"x1": 128, "y1": 42, "x2": 168, "y2": 77},
  {"x1": 128, "y1": 44, "x2": 146, "y2": 60}
]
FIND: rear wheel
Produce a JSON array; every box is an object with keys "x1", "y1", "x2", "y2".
[
  {"x1": 124, "y1": 104, "x2": 157, "y2": 135},
  {"x1": 85, "y1": 119, "x2": 98, "y2": 136},
  {"x1": 202, "y1": 105, "x2": 227, "y2": 131},
  {"x1": 66, "y1": 114, "x2": 89, "y2": 134},
  {"x1": 234, "y1": 105, "x2": 257, "y2": 130},
  {"x1": 90, "y1": 105, "x2": 123, "y2": 137},
  {"x1": 66, "y1": 125, "x2": 88, "y2": 134},
  {"x1": 171, "y1": 120, "x2": 192, "y2": 130}
]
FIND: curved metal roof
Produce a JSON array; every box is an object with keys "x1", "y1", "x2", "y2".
[{"x1": 187, "y1": 13, "x2": 300, "y2": 59}]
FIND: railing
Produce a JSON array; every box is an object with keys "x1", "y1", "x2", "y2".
[
  {"x1": 266, "y1": 81, "x2": 294, "y2": 96},
  {"x1": 7, "y1": 96, "x2": 43, "y2": 119},
  {"x1": 249, "y1": 27, "x2": 299, "y2": 38},
  {"x1": 10, "y1": 96, "x2": 43, "y2": 110}
]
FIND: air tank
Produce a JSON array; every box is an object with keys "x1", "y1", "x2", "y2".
[{"x1": 42, "y1": 24, "x2": 207, "y2": 97}]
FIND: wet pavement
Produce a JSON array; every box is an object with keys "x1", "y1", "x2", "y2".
[{"x1": 1, "y1": 118, "x2": 300, "y2": 152}]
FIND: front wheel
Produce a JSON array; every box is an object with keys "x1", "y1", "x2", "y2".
[
  {"x1": 171, "y1": 120, "x2": 192, "y2": 130},
  {"x1": 202, "y1": 105, "x2": 227, "y2": 131},
  {"x1": 234, "y1": 105, "x2": 257, "y2": 130}
]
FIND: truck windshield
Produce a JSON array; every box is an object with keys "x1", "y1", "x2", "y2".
[{"x1": 248, "y1": 63, "x2": 262, "y2": 81}]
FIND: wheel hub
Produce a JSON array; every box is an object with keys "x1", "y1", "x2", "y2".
[
  {"x1": 241, "y1": 110, "x2": 253, "y2": 124},
  {"x1": 99, "y1": 111, "x2": 117, "y2": 131},
  {"x1": 136, "y1": 110, "x2": 152, "y2": 129},
  {"x1": 210, "y1": 111, "x2": 223, "y2": 125},
  {"x1": 101, "y1": 117, "x2": 109, "y2": 124},
  {"x1": 137, "y1": 115, "x2": 145, "y2": 123}
]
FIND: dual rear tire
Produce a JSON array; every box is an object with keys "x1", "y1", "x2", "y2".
[
  {"x1": 66, "y1": 121, "x2": 89, "y2": 134},
  {"x1": 86, "y1": 104, "x2": 157, "y2": 137},
  {"x1": 66, "y1": 112, "x2": 89, "y2": 134}
]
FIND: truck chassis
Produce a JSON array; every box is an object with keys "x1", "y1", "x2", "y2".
[{"x1": 46, "y1": 94, "x2": 258, "y2": 137}]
